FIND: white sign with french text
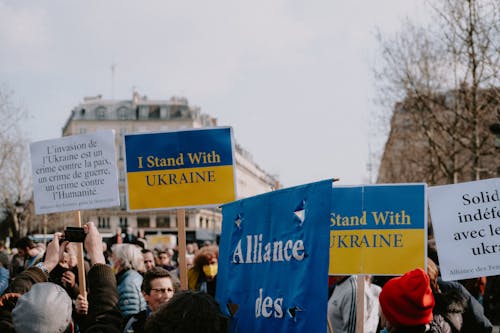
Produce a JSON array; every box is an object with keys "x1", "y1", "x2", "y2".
[
  {"x1": 30, "y1": 131, "x2": 120, "y2": 214},
  {"x1": 428, "y1": 178, "x2": 500, "y2": 281}
]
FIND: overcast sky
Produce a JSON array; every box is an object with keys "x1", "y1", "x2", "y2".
[{"x1": 1, "y1": 0, "x2": 425, "y2": 188}]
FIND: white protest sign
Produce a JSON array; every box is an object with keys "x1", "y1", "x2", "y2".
[
  {"x1": 428, "y1": 178, "x2": 500, "y2": 281},
  {"x1": 30, "y1": 131, "x2": 120, "y2": 214}
]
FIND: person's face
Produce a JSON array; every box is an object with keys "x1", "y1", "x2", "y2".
[
  {"x1": 17, "y1": 248, "x2": 26, "y2": 258},
  {"x1": 143, "y1": 277, "x2": 175, "y2": 312},
  {"x1": 143, "y1": 252, "x2": 155, "y2": 271},
  {"x1": 158, "y1": 253, "x2": 169, "y2": 266}
]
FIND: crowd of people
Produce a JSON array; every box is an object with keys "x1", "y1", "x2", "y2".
[
  {"x1": 0, "y1": 224, "x2": 499, "y2": 332},
  {"x1": 0, "y1": 223, "x2": 227, "y2": 333}
]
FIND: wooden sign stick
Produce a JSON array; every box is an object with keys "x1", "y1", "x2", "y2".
[
  {"x1": 355, "y1": 275, "x2": 365, "y2": 333},
  {"x1": 177, "y1": 209, "x2": 188, "y2": 290},
  {"x1": 74, "y1": 210, "x2": 87, "y2": 297}
]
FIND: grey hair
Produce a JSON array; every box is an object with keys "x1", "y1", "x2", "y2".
[{"x1": 112, "y1": 243, "x2": 146, "y2": 272}]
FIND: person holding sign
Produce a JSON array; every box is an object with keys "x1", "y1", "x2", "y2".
[{"x1": 0, "y1": 222, "x2": 123, "y2": 333}]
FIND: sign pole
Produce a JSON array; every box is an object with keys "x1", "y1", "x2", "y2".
[
  {"x1": 355, "y1": 275, "x2": 365, "y2": 333},
  {"x1": 74, "y1": 210, "x2": 87, "y2": 297},
  {"x1": 177, "y1": 209, "x2": 188, "y2": 290}
]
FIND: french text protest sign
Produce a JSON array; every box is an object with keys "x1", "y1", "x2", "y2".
[
  {"x1": 30, "y1": 131, "x2": 120, "y2": 214},
  {"x1": 428, "y1": 178, "x2": 500, "y2": 281},
  {"x1": 329, "y1": 184, "x2": 427, "y2": 275},
  {"x1": 124, "y1": 127, "x2": 235, "y2": 211},
  {"x1": 216, "y1": 180, "x2": 332, "y2": 333}
]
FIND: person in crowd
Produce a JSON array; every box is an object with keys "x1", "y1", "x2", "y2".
[
  {"x1": 49, "y1": 242, "x2": 80, "y2": 299},
  {"x1": 7, "y1": 251, "x2": 24, "y2": 281},
  {"x1": 0, "y1": 222, "x2": 123, "y2": 332},
  {"x1": 142, "y1": 249, "x2": 156, "y2": 271},
  {"x1": 185, "y1": 253, "x2": 195, "y2": 270},
  {"x1": 136, "y1": 229, "x2": 148, "y2": 249},
  {"x1": 379, "y1": 268, "x2": 436, "y2": 333},
  {"x1": 144, "y1": 290, "x2": 228, "y2": 333},
  {"x1": 186, "y1": 242, "x2": 196, "y2": 256},
  {"x1": 188, "y1": 245, "x2": 219, "y2": 297},
  {"x1": 0, "y1": 252, "x2": 10, "y2": 295},
  {"x1": 428, "y1": 258, "x2": 493, "y2": 333},
  {"x1": 13, "y1": 237, "x2": 44, "y2": 271},
  {"x1": 112, "y1": 243, "x2": 147, "y2": 320},
  {"x1": 459, "y1": 277, "x2": 486, "y2": 304},
  {"x1": 327, "y1": 275, "x2": 357, "y2": 333},
  {"x1": 156, "y1": 249, "x2": 176, "y2": 272},
  {"x1": 123, "y1": 267, "x2": 179, "y2": 332},
  {"x1": 107, "y1": 227, "x2": 124, "y2": 248},
  {"x1": 484, "y1": 275, "x2": 500, "y2": 325},
  {"x1": 427, "y1": 258, "x2": 465, "y2": 332},
  {"x1": 364, "y1": 275, "x2": 382, "y2": 333},
  {"x1": 379, "y1": 268, "x2": 435, "y2": 332},
  {"x1": 124, "y1": 226, "x2": 138, "y2": 244}
]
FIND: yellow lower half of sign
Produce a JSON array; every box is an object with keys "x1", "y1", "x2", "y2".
[
  {"x1": 328, "y1": 229, "x2": 425, "y2": 275},
  {"x1": 127, "y1": 165, "x2": 235, "y2": 210}
]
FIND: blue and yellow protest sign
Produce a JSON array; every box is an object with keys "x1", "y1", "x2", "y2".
[
  {"x1": 217, "y1": 179, "x2": 332, "y2": 333},
  {"x1": 329, "y1": 184, "x2": 427, "y2": 275},
  {"x1": 124, "y1": 127, "x2": 235, "y2": 210}
]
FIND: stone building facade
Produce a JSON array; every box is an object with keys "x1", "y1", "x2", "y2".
[
  {"x1": 58, "y1": 92, "x2": 280, "y2": 242},
  {"x1": 377, "y1": 88, "x2": 499, "y2": 185}
]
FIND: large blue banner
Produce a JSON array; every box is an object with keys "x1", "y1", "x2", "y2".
[{"x1": 217, "y1": 179, "x2": 332, "y2": 333}]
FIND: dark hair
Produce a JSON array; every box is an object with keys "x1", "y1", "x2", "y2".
[
  {"x1": 144, "y1": 290, "x2": 228, "y2": 333},
  {"x1": 14, "y1": 237, "x2": 35, "y2": 250},
  {"x1": 142, "y1": 248, "x2": 154, "y2": 255},
  {"x1": 141, "y1": 267, "x2": 179, "y2": 294}
]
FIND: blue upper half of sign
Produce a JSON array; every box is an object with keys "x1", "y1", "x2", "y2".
[
  {"x1": 124, "y1": 127, "x2": 233, "y2": 172},
  {"x1": 217, "y1": 179, "x2": 332, "y2": 333},
  {"x1": 331, "y1": 184, "x2": 426, "y2": 230}
]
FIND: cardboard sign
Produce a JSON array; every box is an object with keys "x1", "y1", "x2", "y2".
[
  {"x1": 428, "y1": 178, "x2": 500, "y2": 281},
  {"x1": 329, "y1": 184, "x2": 427, "y2": 275},
  {"x1": 124, "y1": 127, "x2": 236, "y2": 211},
  {"x1": 30, "y1": 131, "x2": 120, "y2": 214},
  {"x1": 216, "y1": 180, "x2": 332, "y2": 333}
]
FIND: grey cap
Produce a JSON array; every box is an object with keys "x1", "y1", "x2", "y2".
[{"x1": 12, "y1": 282, "x2": 73, "y2": 333}]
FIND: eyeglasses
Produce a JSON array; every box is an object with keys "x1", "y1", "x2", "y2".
[{"x1": 150, "y1": 287, "x2": 174, "y2": 294}]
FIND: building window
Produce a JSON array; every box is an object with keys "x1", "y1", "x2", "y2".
[
  {"x1": 199, "y1": 217, "x2": 204, "y2": 228},
  {"x1": 119, "y1": 144, "x2": 124, "y2": 160},
  {"x1": 96, "y1": 107, "x2": 106, "y2": 119},
  {"x1": 98, "y1": 216, "x2": 110, "y2": 229},
  {"x1": 157, "y1": 216, "x2": 171, "y2": 228},
  {"x1": 117, "y1": 107, "x2": 128, "y2": 120},
  {"x1": 149, "y1": 106, "x2": 160, "y2": 119},
  {"x1": 119, "y1": 169, "x2": 125, "y2": 181},
  {"x1": 137, "y1": 217, "x2": 150, "y2": 228},
  {"x1": 172, "y1": 109, "x2": 183, "y2": 118},
  {"x1": 119, "y1": 217, "x2": 128, "y2": 228},
  {"x1": 79, "y1": 128, "x2": 87, "y2": 134},
  {"x1": 120, "y1": 193, "x2": 126, "y2": 209},
  {"x1": 80, "y1": 109, "x2": 86, "y2": 117}
]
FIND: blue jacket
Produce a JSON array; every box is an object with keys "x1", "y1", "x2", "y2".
[
  {"x1": 116, "y1": 269, "x2": 146, "y2": 318},
  {"x1": 0, "y1": 267, "x2": 9, "y2": 295}
]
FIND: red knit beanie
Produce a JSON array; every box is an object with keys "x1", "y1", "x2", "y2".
[{"x1": 379, "y1": 268, "x2": 435, "y2": 327}]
